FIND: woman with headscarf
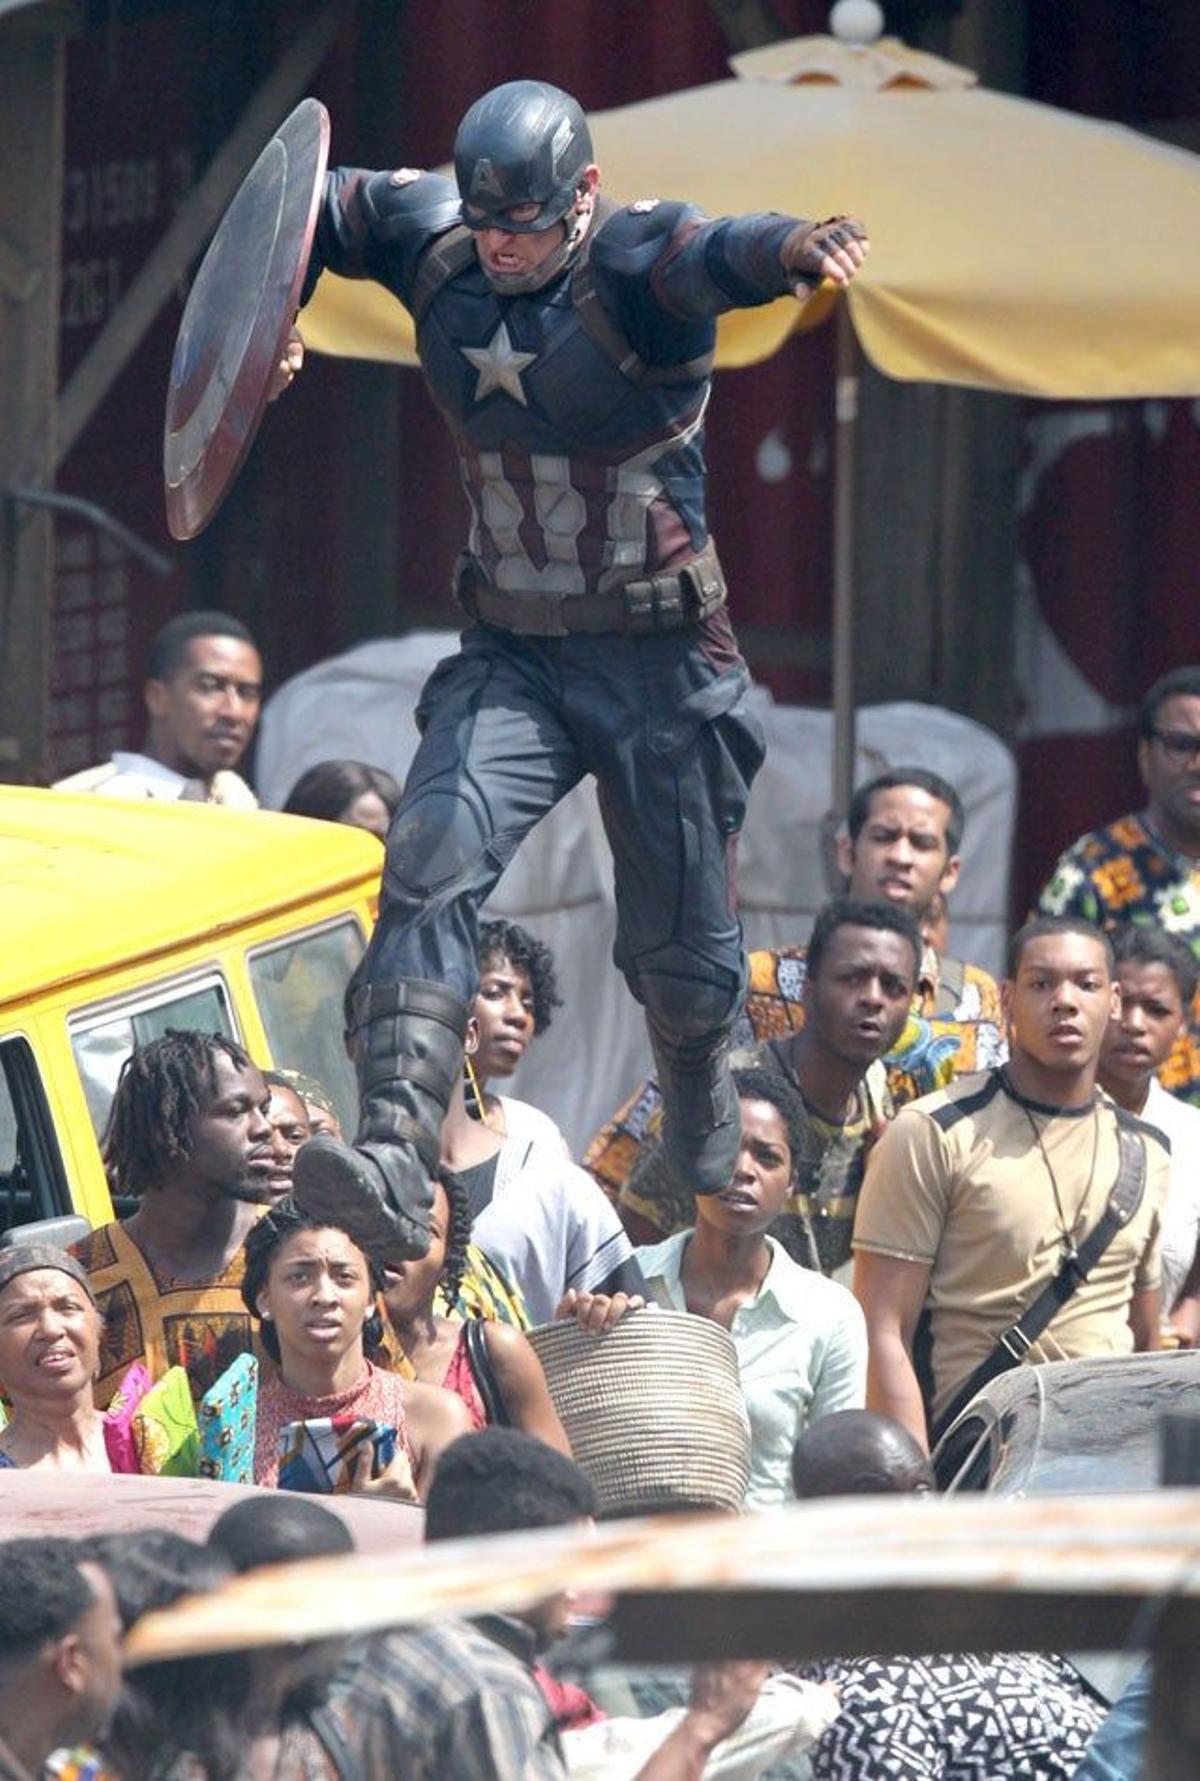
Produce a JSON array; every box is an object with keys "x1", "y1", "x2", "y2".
[{"x1": 0, "y1": 1245, "x2": 111, "y2": 1473}]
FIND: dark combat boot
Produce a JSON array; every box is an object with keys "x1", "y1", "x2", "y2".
[
  {"x1": 292, "y1": 980, "x2": 468, "y2": 1259},
  {"x1": 647, "y1": 1021, "x2": 742, "y2": 1198}
]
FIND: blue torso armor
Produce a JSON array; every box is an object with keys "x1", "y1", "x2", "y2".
[{"x1": 305, "y1": 168, "x2": 798, "y2": 600}]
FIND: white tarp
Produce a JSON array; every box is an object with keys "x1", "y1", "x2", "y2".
[{"x1": 257, "y1": 634, "x2": 1015, "y2": 1153}]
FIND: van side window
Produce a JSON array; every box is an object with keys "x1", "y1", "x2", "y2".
[
  {"x1": 71, "y1": 977, "x2": 237, "y2": 1140},
  {"x1": 0, "y1": 1040, "x2": 70, "y2": 1233},
  {"x1": 248, "y1": 918, "x2": 365, "y2": 1135}
]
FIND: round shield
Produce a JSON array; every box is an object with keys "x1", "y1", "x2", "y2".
[{"x1": 164, "y1": 97, "x2": 329, "y2": 541}]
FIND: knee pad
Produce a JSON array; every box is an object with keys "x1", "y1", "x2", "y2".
[
  {"x1": 384, "y1": 783, "x2": 491, "y2": 902},
  {"x1": 633, "y1": 950, "x2": 742, "y2": 1046}
]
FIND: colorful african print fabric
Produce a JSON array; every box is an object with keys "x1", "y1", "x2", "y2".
[
  {"x1": 586, "y1": 945, "x2": 1007, "y2": 1237},
  {"x1": 46, "y1": 1750, "x2": 114, "y2": 1781},
  {"x1": 922, "y1": 949, "x2": 1003, "y2": 1024},
  {"x1": 1038, "y1": 812, "x2": 1200, "y2": 1105},
  {"x1": 198, "y1": 1352, "x2": 259, "y2": 1482},
  {"x1": 70, "y1": 1221, "x2": 260, "y2": 1409},
  {"x1": 131, "y1": 1365, "x2": 200, "y2": 1476},
  {"x1": 445, "y1": 1240, "x2": 531, "y2": 1331}
]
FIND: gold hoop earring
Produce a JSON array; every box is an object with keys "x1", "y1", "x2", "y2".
[{"x1": 464, "y1": 1054, "x2": 487, "y2": 1121}]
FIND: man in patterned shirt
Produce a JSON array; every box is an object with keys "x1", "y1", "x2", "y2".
[
  {"x1": 71, "y1": 1031, "x2": 274, "y2": 1406},
  {"x1": 1038, "y1": 664, "x2": 1200, "y2": 1105},
  {"x1": 611, "y1": 900, "x2": 920, "y2": 1261},
  {"x1": 588, "y1": 767, "x2": 1006, "y2": 1221}
]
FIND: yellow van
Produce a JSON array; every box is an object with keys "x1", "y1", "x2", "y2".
[{"x1": 0, "y1": 787, "x2": 381, "y2": 1241}]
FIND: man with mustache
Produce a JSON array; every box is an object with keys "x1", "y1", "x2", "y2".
[
  {"x1": 855, "y1": 916, "x2": 1169, "y2": 1452},
  {"x1": 56, "y1": 610, "x2": 262, "y2": 808},
  {"x1": 837, "y1": 768, "x2": 1000, "y2": 1026},
  {"x1": 71, "y1": 1030, "x2": 277, "y2": 1404}
]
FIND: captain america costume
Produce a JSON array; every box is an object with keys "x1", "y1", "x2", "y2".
[
  {"x1": 289, "y1": 79, "x2": 869, "y2": 1258},
  {"x1": 307, "y1": 170, "x2": 798, "y2": 599}
]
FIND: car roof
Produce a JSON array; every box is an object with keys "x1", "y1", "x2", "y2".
[
  {"x1": 937, "y1": 1348, "x2": 1200, "y2": 1496},
  {"x1": 0, "y1": 787, "x2": 382, "y2": 1010}
]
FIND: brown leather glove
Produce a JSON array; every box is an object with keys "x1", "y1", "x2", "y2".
[{"x1": 780, "y1": 215, "x2": 868, "y2": 291}]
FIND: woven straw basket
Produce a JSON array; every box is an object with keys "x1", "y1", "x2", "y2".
[{"x1": 527, "y1": 1308, "x2": 750, "y2": 1516}]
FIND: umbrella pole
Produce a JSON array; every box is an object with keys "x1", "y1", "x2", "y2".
[{"x1": 831, "y1": 298, "x2": 860, "y2": 821}]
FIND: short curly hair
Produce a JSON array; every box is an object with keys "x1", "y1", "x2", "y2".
[
  {"x1": 0, "y1": 1538, "x2": 96, "y2": 1659},
  {"x1": 477, "y1": 920, "x2": 562, "y2": 1034},
  {"x1": 425, "y1": 1428, "x2": 596, "y2": 1542},
  {"x1": 1112, "y1": 922, "x2": 1200, "y2": 1007},
  {"x1": 730, "y1": 1064, "x2": 809, "y2": 1180},
  {"x1": 240, "y1": 1199, "x2": 384, "y2": 1364}
]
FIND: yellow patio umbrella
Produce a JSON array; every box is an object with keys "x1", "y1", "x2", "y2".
[
  {"x1": 304, "y1": 18, "x2": 1200, "y2": 395},
  {"x1": 302, "y1": 10, "x2": 1200, "y2": 806}
]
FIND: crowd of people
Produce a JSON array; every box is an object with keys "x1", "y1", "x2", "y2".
[{"x1": 12, "y1": 597, "x2": 1195, "y2": 1777}]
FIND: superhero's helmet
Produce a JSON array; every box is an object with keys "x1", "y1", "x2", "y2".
[{"x1": 454, "y1": 80, "x2": 593, "y2": 234}]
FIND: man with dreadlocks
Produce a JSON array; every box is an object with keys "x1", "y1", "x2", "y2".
[{"x1": 71, "y1": 1030, "x2": 277, "y2": 1405}]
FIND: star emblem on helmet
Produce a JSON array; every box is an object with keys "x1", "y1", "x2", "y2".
[{"x1": 462, "y1": 322, "x2": 537, "y2": 407}]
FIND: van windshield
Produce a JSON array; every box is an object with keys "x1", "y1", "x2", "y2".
[{"x1": 247, "y1": 917, "x2": 365, "y2": 1137}]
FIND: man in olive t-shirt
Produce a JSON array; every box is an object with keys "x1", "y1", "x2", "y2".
[{"x1": 853, "y1": 917, "x2": 1169, "y2": 1448}]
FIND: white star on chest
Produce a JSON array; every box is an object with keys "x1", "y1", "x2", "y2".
[{"x1": 461, "y1": 321, "x2": 537, "y2": 408}]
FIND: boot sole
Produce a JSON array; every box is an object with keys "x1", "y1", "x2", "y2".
[{"x1": 293, "y1": 1136, "x2": 431, "y2": 1259}]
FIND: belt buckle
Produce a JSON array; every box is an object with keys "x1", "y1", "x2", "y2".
[
  {"x1": 998, "y1": 1325, "x2": 1032, "y2": 1363},
  {"x1": 502, "y1": 589, "x2": 568, "y2": 637}
]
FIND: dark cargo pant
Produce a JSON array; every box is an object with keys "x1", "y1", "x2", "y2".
[{"x1": 364, "y1": 611, "x2": 766, "y2": 1047}]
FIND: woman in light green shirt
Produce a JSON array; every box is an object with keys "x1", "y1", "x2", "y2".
[{"x1": 636, "y1": 1066, "x2": 867, "y2": 1508}]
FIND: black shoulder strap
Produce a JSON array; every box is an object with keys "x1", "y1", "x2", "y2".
[
  {"x1": 931, "y1": 1122, "x2": 1148, "y2": 1443},
  {"x1": 572, "y1": 197, "x2": 715, "y2": 387},
  {"x1": 411, "y1": 223, "x2": 477, "y2": 324},
  {"x1": 463, "y1": 1317, "x2": 510, "y2": 1427}
]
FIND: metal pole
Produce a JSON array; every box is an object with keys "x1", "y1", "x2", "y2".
[{"x1": 830, "y1": 298, "x2": 860, "y2": 820}]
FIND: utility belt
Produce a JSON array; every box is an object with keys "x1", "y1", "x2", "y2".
[{"x1": 454, "y1": 544, "x2": 727, "y2": 638}]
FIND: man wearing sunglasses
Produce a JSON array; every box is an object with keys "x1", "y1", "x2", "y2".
[{"x1": 1038, "y1": 665, "x2": 1200, "y2": 1106}]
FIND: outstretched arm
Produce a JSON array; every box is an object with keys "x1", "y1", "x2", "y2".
[
  {"x1": 643, "y1": 204, "x2": 868, "y2": 320},
  {"x1": 633, "y1": 1662, "x2": 771, "y2": 1781},
  {"x1": 482, "y1": 1321, "x2": 573, "y2": 1455},
  {"x1": 854, "y1": 1249, "x2": 933, "y2": 1452}
]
